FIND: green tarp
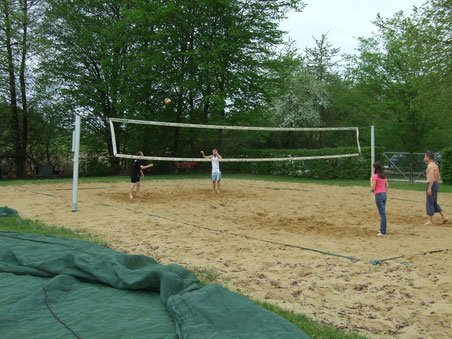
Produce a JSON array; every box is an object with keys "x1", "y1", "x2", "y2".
[
  {"x1": 0, "y1": 231, "x2": 309, "y2": 338},
  {"x1": 0, "y1": 207, "x2": 18, "y2": 217}
]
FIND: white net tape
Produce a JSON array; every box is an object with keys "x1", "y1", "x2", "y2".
[{"x1": 108, "y1": 118, "x2": 361, "y2": 162}]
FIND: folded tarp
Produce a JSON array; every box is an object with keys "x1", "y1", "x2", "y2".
[
  {"x1": 0, "y1": 231, "x2": 309, "y2": 338},
  {"x1": 0, "y1": 207, "x2": 18, "y2": 217}
]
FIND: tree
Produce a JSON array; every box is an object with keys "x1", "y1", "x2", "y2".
[
  {"x1": 0, "y1": 0, "x2": 40, "y2": 177},
  {"x1": 413, "y1": 0, "x2": 452, "y2": 149},
  {"x1": 38, "y1": 0, "x2": 306, "y2": 161},
  {"x1": 304, "y1": 32, "x2": 340, "y2": 82},
  {"x1": 344, "y1": 1, "x2": 452, "y2": 152},
  {"x1": 272, "y1": 70, "x2": 327, "y2": 129}
]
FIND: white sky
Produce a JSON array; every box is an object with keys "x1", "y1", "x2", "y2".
[{"x1": 279, "y1": 0, "x2": 426, "y2": 55}]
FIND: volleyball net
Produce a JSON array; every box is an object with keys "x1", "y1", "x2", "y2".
[{"x1": 108, "y1": 118, "x2": 361, "y2": 162}]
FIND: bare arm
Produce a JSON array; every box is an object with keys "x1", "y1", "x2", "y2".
[
  {"x1": 200, "y1": 151, "x2": 212, "y2": 159},
  {"x1": 140, "y1": 163, "x2": 154, "y2": 170}
]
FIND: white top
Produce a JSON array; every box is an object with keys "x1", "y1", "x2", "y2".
[{"x1": 211, "y1": 156, "x2": 220, "y2": 173}]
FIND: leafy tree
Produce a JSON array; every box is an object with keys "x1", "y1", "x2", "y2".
[
  {"x1": 344, "y1": 1, "x2": 451, "y2": 152},
  {"x1": 413, "y1": 0, "x2": 452, "y2": 149},
  {"x1": 304, "y1": 32, "x2": 340, "y2": 82},
  {"x1": 272, "y1": 70, "x2": 327, "y2": 129},
  {"x1": 38, "y1": 0, "x2": 305, "y2": 162}
]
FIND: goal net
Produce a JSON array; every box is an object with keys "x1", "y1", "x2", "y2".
[{"x1": 108, "y1": 118, "x2": 361, "y2": 162}]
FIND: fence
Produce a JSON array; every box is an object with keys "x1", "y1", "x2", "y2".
[{"x1": 381, "y1": 152, "x2": 442, "y2": 182}]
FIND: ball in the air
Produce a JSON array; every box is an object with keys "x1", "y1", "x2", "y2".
[{"x1": 164, "y1": 98, "x2": 171, "y2": 104}]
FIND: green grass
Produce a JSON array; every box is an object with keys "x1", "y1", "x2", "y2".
[
  {"x1": 1, "y1": 214, "x2": 367, "y2": 338},
  {"x1": 2, "y1": 172, "x2": 451, "y2": 193},
  {"x1": 0, "y1": 215, "x2": 108, "y2": 247},
  {"x1": 255, "y1": 300, "x2": 366, "y2": 339}
]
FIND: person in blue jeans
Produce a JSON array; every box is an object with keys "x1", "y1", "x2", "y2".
[{"x1": 371, "y1": 162, "x2": 389, "y2": 236}]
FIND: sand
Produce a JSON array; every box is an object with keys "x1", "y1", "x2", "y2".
[{"x1": 3, "y1": 178, "x2": 452, "y2": 338}]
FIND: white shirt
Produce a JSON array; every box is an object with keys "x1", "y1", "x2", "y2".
[{"x1": 211, "y1": 155, "x2": 220, "y2": 173}]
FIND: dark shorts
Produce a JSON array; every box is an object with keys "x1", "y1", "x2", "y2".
[
  {"x1": 131, "y1": 174, "x2": 140, "y2": 183},
  {"x1": 426, "y1": 182, "x2": 442, "y2": 216}
]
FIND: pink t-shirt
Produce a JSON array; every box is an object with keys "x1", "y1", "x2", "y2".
[{"x1": 372, "y1": 174, "x2": 387, "y2": 194}]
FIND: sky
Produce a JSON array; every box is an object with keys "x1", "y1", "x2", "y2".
[{"x1": 279, "y1": 0, "x2": 426, "y2": 55}]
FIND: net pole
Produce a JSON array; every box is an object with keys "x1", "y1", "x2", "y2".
[
  {"x1": 356, "y1": 128, "x2": 361, "y2": 154},
  {"x1": 72, "y1": 115, "x2": 81, "y2": 212},
  {"x1": 371, "y1": 125, "x2": 375, "y2": 177},
  {"x1": 109, "y1": 119, "x2": 118, "y2": 156}
]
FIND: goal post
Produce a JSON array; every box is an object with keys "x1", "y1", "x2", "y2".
[{"x1": 108, "y1": 118, "x2": 362, "y2": 162}]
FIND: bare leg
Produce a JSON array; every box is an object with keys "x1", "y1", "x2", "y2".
[
  {"x1": 129, "y1": 183, "x2": 135, "y2": 198},
  {"x1": 217, "y1": 181, "x2": 220, "y2": 193},
  {"x1": 135, "y1": 182, "x2": 141, "y2": 195},
  {"x1": 425, "y1": 215, "x2": 433, "y2": 225},
  {"x1": 439, "y1": 212, "x2": 448, "y2": 224},
  {"x1": 212, "y1": 181, "x2": 216, "y2": 193}
]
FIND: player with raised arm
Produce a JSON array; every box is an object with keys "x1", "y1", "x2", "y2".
[
  {"x1": 201, "y1": 148, "x2": 222, "y2": 194},
  {"x1": 130, "y1": 151, "x2": 154, "y2": 199}
]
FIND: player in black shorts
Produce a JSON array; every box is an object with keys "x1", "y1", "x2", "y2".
[{"x1": 130, "y1": 151, "x2": 154, "y2": 199}]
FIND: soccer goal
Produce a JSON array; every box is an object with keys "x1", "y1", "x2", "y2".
[{"x1": 108, "y1": 118, "x2": 362, "y2": 162}]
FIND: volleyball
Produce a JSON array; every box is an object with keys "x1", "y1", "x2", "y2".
[{"x1": 164, "y1": 98, "x2": 171, "y2": 104}]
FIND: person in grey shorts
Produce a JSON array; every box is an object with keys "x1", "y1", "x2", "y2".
[
  {"x1": 424, "y1": 151, "x2": 448, "y2": 225},
  {"x1": 200, "y1": 148, "x2": 222, "y2": 193}
]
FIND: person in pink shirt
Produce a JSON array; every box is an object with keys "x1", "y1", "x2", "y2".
[{"x1": 371, "y1": 162, "x2": 389, "y2": 236}]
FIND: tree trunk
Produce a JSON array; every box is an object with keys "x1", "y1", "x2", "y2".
[
  {"x1": 2, "y1": 0, "x2": 24, "y2": 178},
  {"x1": 19, "y1": 0, "x2": 29, "y2": 176}
]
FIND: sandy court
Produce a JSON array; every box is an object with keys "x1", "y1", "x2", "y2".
[{"x1": 2, "y1": 178, "x2": 452, "y2": 338}]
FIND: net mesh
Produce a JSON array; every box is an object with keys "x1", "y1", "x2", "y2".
[{"x1": 108, "y1": 118, "x2": 361, "y2": 162}]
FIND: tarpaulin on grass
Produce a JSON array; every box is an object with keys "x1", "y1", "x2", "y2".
[
  {"x1": 0, "y1": 207, "x2": 18, "y2": 217},
  {"x1": 0, "y1": 231, "x2": 309, "y2": 338}
]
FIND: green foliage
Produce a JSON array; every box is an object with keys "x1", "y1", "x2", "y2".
[
  {"x1": 304, "y1": 32, "x2": 341, "y2": 82},
  {"x1": 82, "y1": 157, "x2": 116, "y2": 177},
  {"x1": 224, "y1": 147, "x2": 382, "y2": 180},
  {"x1": 441, "y1": 148, "x2": 452, "y2": 185},
  {"x1": 36, "y1": 0, "x2": 305, "y2": 161},
  {"x1": 271, "y1": 70, "x2": 327, "y2": 128},
  {"x1": 342, "y1": 2, "x2": 452, "y2": 152}
]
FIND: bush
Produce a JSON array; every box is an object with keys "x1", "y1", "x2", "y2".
[
  {"x1": 441, "y1": 148, "x2": 452, "y2": 185},
  {"x1": 81, "y1": 157, "x2": 115, "y2": 177},
  {"x1": 223, "y1": 147, "x2": 382, "y2": 180}
]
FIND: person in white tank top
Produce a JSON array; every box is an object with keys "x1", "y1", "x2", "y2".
[{"x1": 200, "y1": 148, "x2": 222, "y2": 193}]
